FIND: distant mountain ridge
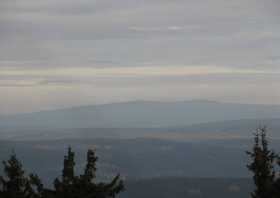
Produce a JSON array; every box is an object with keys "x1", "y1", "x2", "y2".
[{"x1": 0, "y1": 100, "x2": 280, "y2": 128}]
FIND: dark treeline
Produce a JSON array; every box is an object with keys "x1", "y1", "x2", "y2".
[
  {"x1": 1, "y1": 126, "x2": 280, "y2": 198},
  {"x1": 0, "y1": 148, "x2": 124, "y2": 198},
  {"x1": 247, "y1": 126, "x2": 280, "y2": 198}
]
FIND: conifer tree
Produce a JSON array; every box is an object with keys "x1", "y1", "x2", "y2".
[
  {"x1": 54, "y1": 147, "x2": 77, "y2": 198},
  {"x1": 83, "y1": 149, "x2": 98, "y2": 183},
  {"x1": 247, "y1": 127, "x2": 277, "y2": 198},
  {"x1": 0, "y1": 153, "x2": 43, "y2": 198},
  {"x1": 79, "y1": 149, "x2": 124, "y2": 198},
  {"x1": 62, "y1": 147, "x2": 75, "y2": 185}
]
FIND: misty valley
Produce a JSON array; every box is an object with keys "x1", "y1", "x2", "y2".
[{"x1": 1, "y1": 101, "x2": 280, "y2": 197}]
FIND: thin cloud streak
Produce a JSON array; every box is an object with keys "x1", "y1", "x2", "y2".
[
  {"x1": 0, "y1": 66, "x2": 279, "y2": 89},
  {"x1": 1, "y1": 66, "x2": 279, "y2": 79}
]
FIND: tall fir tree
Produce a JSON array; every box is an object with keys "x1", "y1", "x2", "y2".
[
  {"x1": 0, "y1": 153, "x2": 43, "y2": 198},
  {"x1": 54, "y1": 147, "x2": 77, "y2": 198},
  {"x1": 79, "y1": 149, "x2": 124, "y2": 198},
  {"x1": 83, "y1": 149, "x2": 98, "y2": 183},
  {"x1": 62, "y1": 147, "x2": 75, "y2": 185},
  {"x1": 247, "y1": 126, "x2": 277, "y2": 198}
]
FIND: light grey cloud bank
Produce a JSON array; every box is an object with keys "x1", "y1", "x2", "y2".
[
  {"x1": 1, "y1": 0, "x2": 280, "y2": 68},
  {"x1": 0, "y1": 0, "x2": 279, "y2": 113}
]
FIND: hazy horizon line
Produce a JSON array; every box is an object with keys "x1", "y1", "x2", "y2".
[{"x1": 2, "y1": 99, "x2": 280, "y2": 116}]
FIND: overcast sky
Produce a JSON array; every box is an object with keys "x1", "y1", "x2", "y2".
[{"x1": 0, "y1": 0, "x2": 280, "y2": 114}]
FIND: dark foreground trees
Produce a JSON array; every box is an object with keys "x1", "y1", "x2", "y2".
[
  {"x1": 0, "y1": 148, "x2": 124, "y2": 198},
  {"x1": 2, "y1": 126, "x2": 280, "y2": 198},
  {"x1": 53, "y1": 148, "x2": 124, "y2": 198},
  {"x1": 0, "y1": 153, "x2": 43, "y2": 198},
  {"x1": 247, "y1": 126, "x2": 280, "y2": 198}
]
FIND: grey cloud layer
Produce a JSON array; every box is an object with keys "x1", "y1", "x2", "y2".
[
  {"x1": 1, "y1": 0, "x2": 280, "y2": 68},
  {"x1": 0, "y1": 0, "x2": 280, "y2": 113}
]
